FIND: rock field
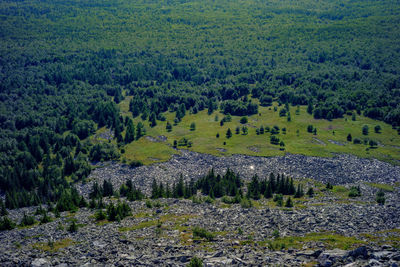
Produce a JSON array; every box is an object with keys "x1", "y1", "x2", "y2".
[{"x1": 1, "y1": 151, "x2": 400, "y2": 266}]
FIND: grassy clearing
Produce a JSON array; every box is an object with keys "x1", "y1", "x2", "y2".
[
  {"x1": 118, "y1": 100, "x2": 400, "y2": 165},
  {"x1": 262, "y1": 232, "x2": 365, "y2": 251},
  {"x1": 32, "y1": 238, "x2": 74, "y2": 252},
  {"x1": 119, "y1": 214, "x2": 195, "y2": 232},
  {"x1": 365, "y1": 182, "x2": 395, "y2": 192}
]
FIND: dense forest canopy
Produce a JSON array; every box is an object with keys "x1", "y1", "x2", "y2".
[{"x1": 0, "y1": 0, "x2": 400, "y2": 208}]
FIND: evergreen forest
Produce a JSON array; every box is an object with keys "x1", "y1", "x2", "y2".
[{"x1": 1, "y1": 0, "x2": 400, "y2": 208}]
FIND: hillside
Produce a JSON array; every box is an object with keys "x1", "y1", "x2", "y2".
[{"x1": 1, "y1": 0, "x2": 400, "y2": 265}]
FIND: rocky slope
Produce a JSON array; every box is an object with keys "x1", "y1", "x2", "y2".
[{"x1": 1, "y1": 151, "x2": 399, "y2": 266}]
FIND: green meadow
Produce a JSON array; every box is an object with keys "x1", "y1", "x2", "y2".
[{"x1": 117, "y1": 99, "x2": 400, "y2": 165}]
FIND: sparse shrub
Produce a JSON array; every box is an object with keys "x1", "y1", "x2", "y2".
[
  {"x1": 273, "y1": 194, "x2": 283, "y2": 206},
  {"x1": 285, "y1": 196, "x2": 293, "y2": 207},
  {"x1": 192, "y1": 227, "x2": 215, "y2": 241},
  {"x1": 348, "y1": 186, "x2": 361, "y2": 197},
  {"x1": 347, "y1": 134, "x2": 352, "y2": 142},
  {"x1": 187, "y1": 256, "x2": 203, "y2": 267},
  {"x1": 95, "y1": 209, "x2": 106, "y2": 221},
  {"x1": 272, "y1": 229, "x2": 280, "y2": 238},
  {"x1": 362, "y1": 125, "x2": 369, "y2": 135},
  {"x1": 0, "y1": 217, "x2": 16, "y2": 231},
  {"x1": 20, "y1": 213, "x2": 36, "y2": 227},
  {"x1": 129, "y1": 160, "x2": 143, "y2": 168},
  {"x1": 238, "y1": 227, "x2": 243, "y2": 235},
  {"x1": 68, "y1": 221, "x2": 78, "y2": 232},
  {"x1": 240, "y1": 197, "x2": 252, "y2": 208},
  {"x1": 40, "y1": 212, "x2": 52, "y2": 224},
  {"x1": 369, "y1": 140, "x2": 378, "y2": 147}
]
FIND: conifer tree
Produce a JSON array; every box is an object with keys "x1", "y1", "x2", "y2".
[
  {"x1": 285, "y1": 196, "x2": 293, "y2": 207},
  {"x1": 125, "y1": 118, "x2": 135, "y2": 143},
  {"x1": 0, "y1": 199, "x2": 8, "y2": 216},
  {"x1": 226, "y1": 128, "x2": 232, "y2": 139}
]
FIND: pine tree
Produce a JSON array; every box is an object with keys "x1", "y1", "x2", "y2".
[
  {"x1": 307, "y1": 187, "x2": 314, "y2": 197},
  {"x1": 0, "y1": 199, "x2": 8, "y2": 216},
  {"x1": 103, "y1": 180, "x2": 114, "y2": 197},
  {"x1": 149, "y1": 113, "x2": 157, "y2": 127},
  {"x1": 264, "y1": 182, "x2": 273, "y2": 199},
  {"x1": 285, "y1": 196, "x2": 293, "y2": 207},
  {"x1": 376, "y1": 190, "x2": 385, "y2": 205},
  {"x1": 288, "y1": 178, "x2": 295, "y2": 195},
  {"x1": 307, "y1": 102, "x2": 313, "y2": 115},
  {"x1": 125, "y1": 118, "x2": 135, "y2": 143},
  {"x1": 68, "y1": 221, "x2": 78, "y2": 232},
  {"x1": 136, "y1": 122, "x2": 145, "y2": 140},
  {"x1": 269, "y1": 173, "x2": 276, "y2": 193},
  {"x1": 226, "y1": 128, "x2": 232, "y2": 139},
  {"x1": 151, "y1": 179, "x2": 159, "y2": 199},
  {"x1": 166, "y1": 121, "x2": 172, "y2": 132},
  {"x1": 347, "y1": 133, "x2": 352, "y2": 142},
  {"x1": 294, "y1": 184, "x2": 304, "y2": 198},
  {"x1": 235, "y1": 126, "x2": 240, "y2": 134}
]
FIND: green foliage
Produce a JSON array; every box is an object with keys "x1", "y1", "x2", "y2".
[
  {"x1": 20, "y1": 212, "x2": 36, "y2": 227},
  {"x1": 353, "y1": 138, "x2": 362, "y2": 144},
  {"x1": 348, "y1": 186, "x2": 362, "y2": 198},
  {"x1": 125, "y1": 118, "x2": 136, "y2": 144},
  {"x1": 106, "y1": 201, "x2": 131, "y2": 221},
  {"x1": 240, "y1": 117, "x2": 248, "y2": 124},
  {"x1": 0, "y1": 217, "x2": 16, "y2": 231},
  {"x1": 68, "y1": 221, "x2": 78, "y2": 233},
  {"x1": 187, "y1": 257, "x2": 203, "y2": 267},
  {"x1": 285, "y1": 196, "x2": 293, "y2": 207},
  {"x1": 190, "y1": 122, "x2": 196, "y2": 131},
  {"x1": 1, "y1": 0, "x2": 400, "y2": 211},
  {"x1": 272, "y1": 229, "x2": 280, "y2": 238},
  {"x1": 129, "y1": 160, "x2": 143, "y2": 168},
  {"x1": 195, "y1": 169, "x2": 242, "y2": 199},
  {"x1": 270, "y1": 135, "x2": 280, "y2": 145},
  {"x1": 307, "y1": 187, "x2": 314, "y2": 197},
  {"x1": 95, "y1": 209, "x2": 107, "y2": 221},
  {"x1": 0, "y1": 200, "x2": 8, "y2": 216},
  {"x1": 362, "y1": 125, "x2": 369, "y2": 135},
  {"x1": 192, "y1": 227, "x2": 215, "y2": 241},
  {"x1": 376, "y1": 190, "x2": 385, "y2": 205},
  {"x1": 226, "y1": 128, "x2": 232, "y2": 139},
  {"x1": 120, "y1": 180, "x2": 144, "y2": 201},
  {"x1": 89, "y1": 143, "x2": 120, "y2": 162},
  {"x1": 375, "y1": 125, "x2": 382, "y2": 133},
  {"x1": 273, "y1": 194, "x2": 283, "y2": 207},
  {"x1": 240, "y1": 197, "x2": 252, "y2": 208},
  {"x1": 40, "y1": 212, "x2": 52, "y2": 224},
  {"x1": 347, "y1": 134, "x2": 352, "y2": 142},
  {"x1": 326, "y1": 183, "x2": 333, "y2": 190}
]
